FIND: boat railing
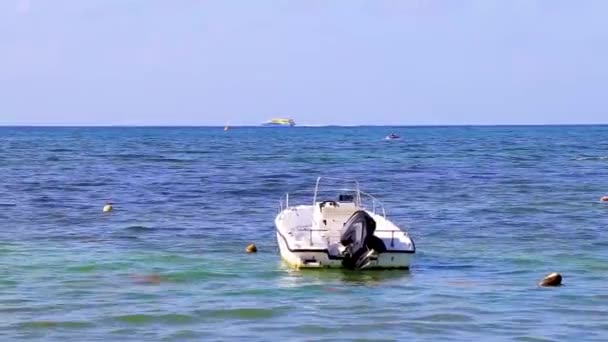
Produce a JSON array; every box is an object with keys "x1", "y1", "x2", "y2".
[
  {"x1": 278, "y1": 189, "x2": 315, "y2": 213},
  {"x1": 359, "y1": 190, "x2": 387, "y2": 220},
  {"x1": 278, "y1": 188, "x2": 386, "y2": 219},
  {"x1": 375, "y1": 229, "x2": 410, "y2": 248},
  {"x1": 278, "y1": 226, "x2": 409, "y2": 249}
]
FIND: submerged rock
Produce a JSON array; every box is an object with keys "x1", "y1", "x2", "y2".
[
  {"x1": 539, "y1": 272, "x2": 562, "y2": 287},
  {"x1": 245, "y1": 244, "x2": 258, "y2": 253}
]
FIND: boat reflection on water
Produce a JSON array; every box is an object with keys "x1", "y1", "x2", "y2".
[{"x1": 276, "y1": 264, "x2": 411, "y2": 289}]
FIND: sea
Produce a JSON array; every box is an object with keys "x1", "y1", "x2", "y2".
[{"x1": 0, "y1": 125, "x2": 607, "y2": 341}]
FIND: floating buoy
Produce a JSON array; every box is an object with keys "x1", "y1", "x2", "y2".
[
  {"x1": 601, "y1": 196, "x2": 608, "y2": 202},
  {"x1": 539, "y1": 272, "x2": 562, "y2": 287},
  {"x1": 245, "y1": 244, "x2": 257, "y2": 253},
  {"x1": 103, "y1": 203, "x2": 113, "y2": 213}
]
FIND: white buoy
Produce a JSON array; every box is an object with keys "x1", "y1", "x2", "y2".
[{"x1": 103, "y1": 203, "x2": 113, "y2": 213}]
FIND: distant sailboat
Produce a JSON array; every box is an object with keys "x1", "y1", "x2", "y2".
[{"x1": 224, "y1": 122, "x2": 230, "y2": 131}]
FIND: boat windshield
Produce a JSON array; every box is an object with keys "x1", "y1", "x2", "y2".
[{"x1": 313, "y1": 177, "x2": 361, "y2": 206}]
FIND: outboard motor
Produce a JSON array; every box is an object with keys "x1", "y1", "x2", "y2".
[{"x1": 340, "y1": 210, "x2": 387, "y2": 270}]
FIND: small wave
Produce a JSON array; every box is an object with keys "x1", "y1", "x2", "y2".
[
  {"x1": 294, "y1": 324, "x2": 335, "y2": 334},
  {"x1": 112, "y1": 313, "x2": 196, "y2": 325},
  {"x1": 575, "y1": 156, "x2": 608, "y2": 161},
  {"x1": 514, "y1": 336, "x2": 558, "y2": 342},
  {"x1": 181, "y1": 150, "x2": 211, "y2": 155},
  {"x1": 89, "y1": 154, "x2": 190, "y2": 163},
  {"x1": 424, "y1": 264, "x2": 476, "y2": 270},
  {"x1": 101, "y1": 153, "x2": 141, "y2": 160},
  {"x1": 123, "y1": 225, "x2": 157, "y2": 232},
  {"x1": 66, "y1": 264, "x2": 96, "y2": 273},
  {"x1": 69, "y1": 181, "x2": 110, "y2": 187},
  {"x1": 111, "y1": 234, "x2": 140, "y2": 241},
  {"x1": 414, "y1": 313, "x2": 475, "y2": 323},
  {"x1": 144, "y1": 157, "x2": 191, "y2": 163},
  {"x1": 30, "y1": 196, "x2": 52, "y2": 203},
  {"x1": 196, "y1": 308, "x2": 282, "y2": 320},
  {"x1": 17, "y1": 320, "x2": 94, "y2": 329}
]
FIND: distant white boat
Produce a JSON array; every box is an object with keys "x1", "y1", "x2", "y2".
[
  {"x1": 385, "y1": 133, "x2": 401, "y2": 140},
  {"x1": 262, "y1": 118, "x2": 296, "y2": 127},
  {"x1": 275, "y1": 177, "x2": 415, "y2": 270}
]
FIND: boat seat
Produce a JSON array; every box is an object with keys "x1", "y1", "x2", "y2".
[{"x1": 319, "y1": 203, "x2": 358, "y2": 230}]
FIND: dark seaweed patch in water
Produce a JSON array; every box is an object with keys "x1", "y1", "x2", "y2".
[
  {"x1": 145, "y1": 157, "x2": 191, "y2": 163},
  {"x1": 181, "y1": 150, "x2": 211, "y2": 155},
  {"x1": 414, "y1": 313, "x2": 475, "y2": 323},
  {"x1": 196, "y1": 308, "x2": 282, "y2": 320},
  {"x1": 17, "y1": 320, "x2": 95, "y2": 329},
  {"x1": 123, "y1": 225, "x2": 157, "y2": 232}
]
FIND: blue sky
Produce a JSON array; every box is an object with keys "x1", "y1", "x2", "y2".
[{"x1": 1, "y1": 0, "x2": 607, "y2": 126}]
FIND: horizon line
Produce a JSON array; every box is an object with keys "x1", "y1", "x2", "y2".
[{"x1": 1, "y1": 123, "x2": 608, "y2": 128}]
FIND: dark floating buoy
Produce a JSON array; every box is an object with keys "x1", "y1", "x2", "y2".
[
  {"x1": 600, "y1": 196, "x2": 608, "y2": 202},
  {"x1": 539, "y1": 272, "x2": 562, "y2": 287},
  {"x1": 245, "y1": 244, "x2": 258, "y2": 253}
]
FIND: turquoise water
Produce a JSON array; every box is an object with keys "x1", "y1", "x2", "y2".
[{"x1": 1, "y1": 126, "x2": 607, "y2": 341}]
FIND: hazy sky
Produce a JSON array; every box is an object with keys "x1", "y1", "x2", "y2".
[{"x1": 1, "y1": 0, "x2": 607, "y2": 126}]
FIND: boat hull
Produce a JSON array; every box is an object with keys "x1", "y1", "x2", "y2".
[
  {"x1": 276, "y1": 231, "x2": 413, "y2": 269},
  {"x1": 274, "y1": 177, "x2": 415, "y2": 270},
  {"x1": 262, "y1": 124, "x2": 294, "y2": 127}
]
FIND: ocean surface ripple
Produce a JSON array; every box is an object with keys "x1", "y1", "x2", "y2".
[{"x1": 1, "y1": 126, "x2": 608, "y2": 341}]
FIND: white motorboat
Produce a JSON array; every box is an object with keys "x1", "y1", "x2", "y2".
[
  {"x1": 385, "y1": 133, "x2": 401, "y2": 140},
  {"x1": 275, "y1": 177, "x2": 415, "y2": 270}
]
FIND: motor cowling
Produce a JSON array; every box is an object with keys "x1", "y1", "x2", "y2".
[{"x1": 340, "y1": 210, "x2": 387, "y2": 270}]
